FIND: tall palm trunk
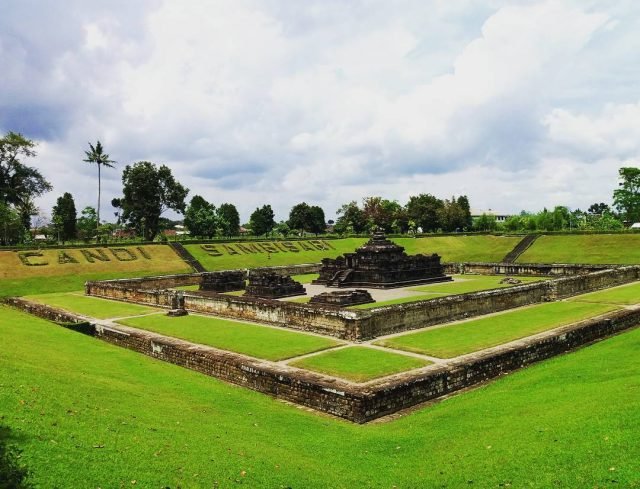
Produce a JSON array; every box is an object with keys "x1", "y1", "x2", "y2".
[{"x1": 97, "y1": 163, "x2": 101, "y2": 237}]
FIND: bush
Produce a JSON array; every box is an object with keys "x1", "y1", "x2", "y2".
[{"x1": 0, "y1": 426, "x2": 31, "y2": 488}]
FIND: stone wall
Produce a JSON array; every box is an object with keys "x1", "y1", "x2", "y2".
[
  {"x1": 443, "y1": 262, "x2": 614, "y2": 276},
  {"x1": 7, "y1": 297, "x2": 640, "y2": 423}
]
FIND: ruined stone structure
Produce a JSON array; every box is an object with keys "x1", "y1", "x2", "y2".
[
  {"x1": 244, "y1": 271, "x2": 306, "y2": 299},
  {"x1": 309, "y1": 289, "x2": 375, "y2": 307},
  {"x1": 313, "y1": 231, "x2": 452, "y2": 288},
  {"x1": 200, "y1": 271, "x2": 245, "y2": 293}
]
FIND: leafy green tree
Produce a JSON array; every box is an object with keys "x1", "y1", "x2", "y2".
[
  {"x1": 77, "y1": 206, "x2": 98, "y2": 241},
  {"x1": 217, "y1": 203, "x2": 240, "y2": 236},
  {"x1": 362, "y1": 196, "x2": 400, "y2": 232},
  {"x1": 0, "y1": 202, "x2": 26, "y2": 245},
  {"x1": 288, "y1": 202, "x2": 311, "y2": 235},
  {"x1": 51, "y1": 192, "x2": 77, "y2": 242},
  {"x1": 335, "y1": 201, "x2": 366, "y2": 234},
  {"x1": 587, "y1": 202, "x2": 611, "y2": 216},
  {"x1": 406, "y1": 194, "x2": 443, "y2": 232},
  {"x1": 473, "y1": 213, "x2": 497, "y2": 231},
  {"x1": 307, "y1": 205, "x2": 326, "y2": 235},
  {"x1": 456, "y1": 195, "x2": 472, "y2": 229},
  {"x1": 184, "y1": 195, "x2": 218, "y2": 238},
  {"x1": 437, "y1": 197, "x2": 468, "y2": 232},
  {"x1": 274, "y1": 221, "x2": 291, "y2": 238},
  {"x1": 613, "y1": 167, "x2": 640, "y2": 223},
  {"x1": 249, "y1": 205, "x2": 275, "y2": 237},
  {"x1": 83, "y1": 141, "x2": 115, "y2": 235},
  {"x1": 118, "y1": 161, "x2": 189, "y2": 240}
]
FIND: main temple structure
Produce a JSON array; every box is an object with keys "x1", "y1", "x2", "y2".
[{"x1": 312, "y1": 231, "x2": 452, "y2": 288}]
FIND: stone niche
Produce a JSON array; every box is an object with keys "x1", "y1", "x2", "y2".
[
  {"x1": 309, "y1": 289, "x2": 375, "y2": 307},
  {"x1": 313, "y1": 231, "x2": 452, "y2": 289},
  {"x1": 244, "y1": 271, "x2": 306, "y2": 299},
  {"x1": 200, "y1": 271, "x2": 246, "y2": 293}
]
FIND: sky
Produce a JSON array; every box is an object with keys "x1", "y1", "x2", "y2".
[{"x1": 1, "y1": 0, "x2": 640, "y2": 223}]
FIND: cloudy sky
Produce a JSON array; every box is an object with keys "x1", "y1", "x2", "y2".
[{"x1": 2, "y1": 0, "x2": 639, "y2": 222}]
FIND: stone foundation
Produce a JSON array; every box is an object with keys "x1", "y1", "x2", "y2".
[
  {"x1": 7, "y1": 297, "x2": 640, "y2": 423},
  {"x1": 310, "y1": 289, "x2": 375, "y2": 307},
  {"x1": 200, "y1": 271, "x2": 245, "y2": 292}
]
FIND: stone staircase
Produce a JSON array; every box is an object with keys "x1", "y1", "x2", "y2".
[
  {"x1": 169, "y1": 242, "x2": 207, "y2": 273},
  {"x1": 327, "y1": 269, "x2": 353, "y2": 287},
  {"x1": 501, "y1": 234, "x2": 540, "y2": 263}
]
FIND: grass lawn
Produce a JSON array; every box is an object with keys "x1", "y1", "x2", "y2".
[
  {"x1": 352, "y1": 275, "x2": 546, "y2": 309},
  {"x1": 289, "y1": 346, "x2": 431, "y2": 382},
  {"x1": 117, "y1": 314, "x2": 341, "y2": 361},
  {"x1": 518, "y1": 234, "x2": 640, "y2": 264},
  {"x1": 569, "y1": 281, "x2": 640, "y2": 305},
  {"x1": 22, "y1": 292, "x2": 158, "y2": 319},
  {"x1": 2, "y1": 305, "x2": 640, "y2": 487},
  {"x1": 172, "y1": 284, "x2": 200, "y2": 291},
  {"x1": 376, "y1": 301, "x2": 619, "y2": 358}
]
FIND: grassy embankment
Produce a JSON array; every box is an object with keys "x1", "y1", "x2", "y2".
[
  {"x1": 375, "y1": 301, "x2": 619, "y2": 358},
  {"x1": 0, "y1": 245, "x2": 191, "y2": 297},
  {"x1": 518, "y1": 234, "x2": 640, "y2": 264},
  {"x1": 185, "y1": 235, "x2": 521, "y2": 271},
  {"x1": 1, "y1": 305, "x2": 639, "y2": 487}
]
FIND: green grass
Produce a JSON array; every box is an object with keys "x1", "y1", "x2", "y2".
[
  {"x1": 376, "y1": 301, "x2": 619, "y2": 358},
  {"x1": 290, "y1": 346, "x2": 431, "y2": 382},
  {"x1": 172, "y1": 284, "x2": 200, "y2": 291},
  {"x1": 518, "y1": 234, "x2": 640, "y2": 264},
  {"x1": 2, "y1": 305, "x2": 640, "y2": 487},
  {"x1": 396, "y1": 235, "x2": 521, "y2": 262},
  {"x1": 352, "y1": 275, "x2": 546, "y2": 309},
  {"x1": 117, "y1": 314, "x2": 341, "y2": 361},
  {"x1": 569, "y1": 281, "x2": 640, "y2": 305},
  {"x1": 291, "y1": 273, "x2": 319, "y2": 284},
  {"x1": 22, "y1": 292, "x2": 158, "y2": 319}
]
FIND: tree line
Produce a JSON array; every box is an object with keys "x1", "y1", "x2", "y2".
[{"x1": 1, "y1": 130, "x2": 640, "y2": 245}]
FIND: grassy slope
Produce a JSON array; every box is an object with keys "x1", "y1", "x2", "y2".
[
  {"x1": 289, "y1": 346, "x2": 430, "y2": 382},
  {"x1": 22, "y1": 292, "x2": 158, "y2": 319},
  {"x1": 117, "y1": 314, "x2": 341, "y2": 361},
  {"x1": 1, "y1": 306, "x2": 639, "y2": 487},
  {"x1": 185, "y1": 235, "x2": 520, "y2": 271},
  {"x1": 376, "y1": 301, "x2": 618, "y2": 358},
  {"x1": 0, "y1": 245, "x2": 191, "y2": 297},
  {"x1": 518, "y1": 234, "x2": 640, "y2": 264}
]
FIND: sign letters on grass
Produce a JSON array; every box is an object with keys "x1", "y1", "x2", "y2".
[
  {"x1": 200, "y1": 240, "x2": 335, "y2": 257},
  {"x1": 18, "y1": 246, "x2": 152, "y2": 267}
]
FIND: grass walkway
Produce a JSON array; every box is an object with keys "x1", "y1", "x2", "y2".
[
  {"x1": 2, "y1": 305, "x2": 639, "y2": 487},
  {"x1": 518, "y1": 234, "x2": 640, "y2": 264},
  {"x1": 375, "y1": 301, "x2": 619, "y2": 358},
  {"x1": 117, "y1": 314, "x2": 341, "y2": 361},
  {"x1": 289, "y1": 346, "x2": 430, "y2": 382},
  {"x1": 23, "y1": 292, "x2": 158, "y2": 319},
  {"x1": 569, "y1": 281, "x2": 640, "y2": 305}
]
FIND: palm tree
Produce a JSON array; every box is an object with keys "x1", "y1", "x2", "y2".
[{"x1": 83, "y1": 141, "x2": 115, "y2": 237}]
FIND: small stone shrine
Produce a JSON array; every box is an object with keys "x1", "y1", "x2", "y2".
[
  {"x1": 200, "y1": 271, "x2": 246, "y2": 292},
  {"x1": 313, "y1": 231, "x2": 452, "y2": 288},
  {"x1": 244, "y1": 271, "x2": 306, "y2": 299},
  {"x1": 167, "y1": 291, "x2": 188, "y2": 316},
  {"x1": 309, "y1": 289, "x2": 375, "y2": 307}
]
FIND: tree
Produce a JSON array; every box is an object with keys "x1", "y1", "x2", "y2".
[
  {"x1": 217, "y1": 203, "x2": 240, "y2": 236},
  {"x1": 184, "y1": 195, "x2": 218, "y2": 238},
  {"x1": 0, "y1": 132, "x2": 52, "y2": 224},
  {"x1": 406, "y1": 194, "x2": 443, "y2": 232},
  {"x1": 249, "y1": 205, "x2": 275, "y2": 237},
  {"x1": 0, "y1": 202, "x2": 25, "y2": 245},
  {"x1": 77, "y1": 207, "x2": 98, "y2": 241},
  {"x1": 362, "y1": 196, "x2": 399, "y2": 232},
  {"x1": 473, "y1": 213, "x2": 497, "y2": 231},
  {"x1": 456, "y1": 195, "x2": 472, "y2": 229},
  {"x1": 587, "y1": 202, "x2": 611, "y2": 216},
  {"x1": 307, "y1": 205, "x2": 326, "y2": 235},
  {"x1": 83, "y1": 141, "x2": 116, "y2": 235},
  {"x1": 335, "y1": 201, "x2": 366, "y2": 234},
  {"x1": 437, "y1": 197, "x2": 468, "y2": 232},
  {"x1": 613, "y1": 167, "x2": 640, "y2": 223},
  {"x1": 118, "y1": 161, "x2": 189, "y2": 240},
  {"x1": 288, "y1": 202, "x2": 311, "y2": 235},
  {"x1": 51, "y1": 192, "x2": 77, "y2": 242}
]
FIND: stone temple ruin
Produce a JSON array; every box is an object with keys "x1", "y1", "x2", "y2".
[
  {"x1": 309, "y1": 289, "x2": 375, "y2": 307},
  {"x1": 244, "y1": 270, "x2": 306, "y2": 299},
  {"x1": 313, "y1": 231, "x2": 452, "y2": 288}
]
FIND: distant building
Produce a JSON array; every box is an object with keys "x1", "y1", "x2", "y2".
[{"x1": 470, "y1": 209, "x2": 512, "y2": 223}]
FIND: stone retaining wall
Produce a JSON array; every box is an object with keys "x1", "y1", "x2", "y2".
[
  {"x1": 7, "y1": 298, "x2": 640, "y2": 423},
  {"x1": 443, "y1": 262, "x2": 614, "y2": 276}
]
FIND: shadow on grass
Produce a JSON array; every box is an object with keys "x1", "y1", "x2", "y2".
[{"x1": 0, "y1": 425, "x2": 32, "y2": 488}]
